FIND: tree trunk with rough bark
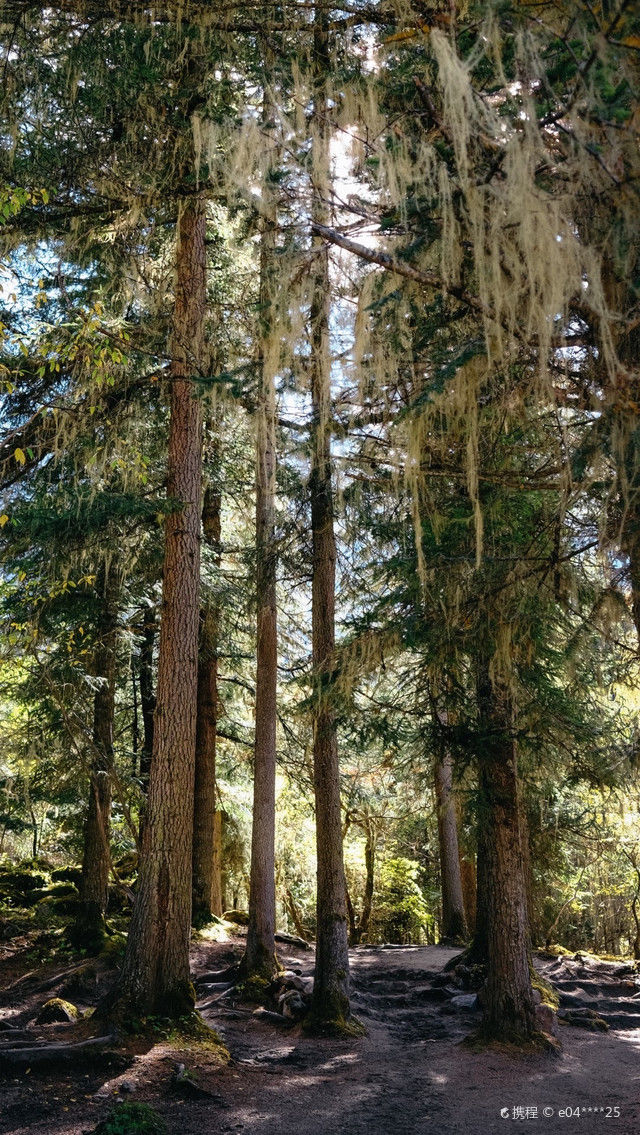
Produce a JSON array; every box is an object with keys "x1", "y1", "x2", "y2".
[
  {"x1": 460, "y1": 852, "x2": 477, "y2": 938},
  {"x1": 211, "y1": 809, "x2": 223, "y2": 916},
  {"x1": 307, "y1": 10, "x2": 352, "y2": 1033},
  {"x1": 138, "y1": 609, "x2": 156, "y2": 794},
  {"x1": 466, "y1": 813, "x2": 489, "y2": 965},
  {"x1": 108, "y1": 197, "x2": 206, "y2": 1018},
  {"x1": 131, "y1": 655, "x2": 139, "y2": 774},
  {"x1": 477, "y1": 657, "x2": 537, "y2": 1041},
  {"x1": 434, "y1": 750, "x2": 468, "y2": 943},
  {"x1": 73, "y1": 562, "x2": 120, "y2": 949},
  {"x1": 241, "y1": 53, "x2": 279, "y2": 982},
  {"x1": 192, "y1": 484, "x2": 223, "y2": 925}
]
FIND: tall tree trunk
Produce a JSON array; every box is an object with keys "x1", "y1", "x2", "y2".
[
  {"x1": 476, "y1": 656, "x2": 537, "y2": 1041},
  {"x1": 242, "y1": 53, "x2": 279, "y2": 980},
  {"x1": 345, "y1": 885, "x2": 357, "y2": 945},
  {"x1": 192, "y1": 483, "x2": 223, "y2": 925},
  {"x1": 307, "y1": 9, "x2": 352, "y2": 1032},
  {"x1": 212, "y1": 809, "x2": 223, "y2": 917},
  {"x1": 131, "y1": 654, "x2": 139, "y2": 775},
  {"x1": 434, "y1": 750, "x2": 468, "y2": 942},
  {"x1": 460, "y1": 852, "x2": 477, "y2": 938},
  {"x1": 73, "y1": 562, "x2": 120, "y2": 949},
  {"x1": 465, "y1": 811, "x2": 489, "y2": 964},
  {"x1": 138, "y1": 608, "x2": 156, "y2": 794},
  {"x1": 109, "y1": 197, "x2": 206, "y2": 1018},
  {"x1": 358, "y1": 820, "x2": 375, "y2": 944},
  {"x1": 137, "y1": 608, "x2": 156, "y2": 844}
]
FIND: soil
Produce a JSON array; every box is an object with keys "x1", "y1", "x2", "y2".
[{"x1": 1, "y1": 934, "x2": 639, "y2": 1135}]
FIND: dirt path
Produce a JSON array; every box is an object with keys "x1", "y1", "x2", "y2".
[{"x1": 1, "y1": 940, "x2": 639, "y2": 1135}]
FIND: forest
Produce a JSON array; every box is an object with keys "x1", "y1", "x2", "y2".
[{"x1": 0, "y1": 2, "x2": 639, "y2": 1133}]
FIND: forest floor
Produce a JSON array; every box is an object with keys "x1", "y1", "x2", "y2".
[{"x1": 1, "y1": 931, "x2": 639, "y2": 1135}]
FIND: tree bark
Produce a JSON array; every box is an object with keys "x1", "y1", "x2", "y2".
[
  {"x1": 212, "y1": 808, "x2": 223, "y2": 916},
  {"x1": 137, "y1": 607, "x2": 156, "y2": 844},
  {"x1": 357, "y1": 820, "x2": 375, "y2": 944},
  {"x1": 109, "y1": 197, "x2": 206, "y2": 1017},
  {"x1": 467, "y1": 811, "x2": 489, "y2": 964},
  {"x1": 138, "y1": 608, "x2": 156, "y2": 794},
  {"x1": 348, "y1": 818, "x2": 375, "y2": 945},
  {"x1": 476, "y1": 657, "x2": 537, "y2": 1040},
  {"x1": 242, "y1": 52, "x2": 279, "y2": 980},
  {"x1": 307, "y1": 9, "x2": 351, "y2": 1031},
  {"x1": 519, "y1": 802, "x2": 537, "y2": 947},
  {"x1": 131, "y1": 654, "x2": 139, "y2": 775},
  {"x1": 345, "y1": 885, "x2": 357, "y2": 945},
  {"x1": 192, "y1": 483, "x2": 223, "y2": 925},
  {"x1": 74, "y1": 561, "x2": 120, "y2": 948},
  {"x1": 460, "y1": 852, "x2": 477, "y2": 938},
  {"x1": 434, "y1": 750, "x2": 468, "y2": 942}
]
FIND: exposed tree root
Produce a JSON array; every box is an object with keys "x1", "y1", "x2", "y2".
[{"x1": 0, "y1": 1034, "x2": 118, "y2": 1069}]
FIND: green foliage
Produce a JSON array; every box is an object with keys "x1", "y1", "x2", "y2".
[
  {"x1": 370, "y1": 858, "x2": 431, "y2": 945},
  {"x1": 0, "y1": 0, "x2": 639, "y2": 980},
  {"x1": 93, "y1": 1102, "x2": 167, "y2": 1135}
]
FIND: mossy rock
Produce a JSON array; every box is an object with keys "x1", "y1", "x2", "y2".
[
  {"x1": 93, "y1": 1102, "x2": 167, "y2": 1135},
  {"x1": 0, "y1": 868, "x2": 48, "y2": 895},
  {"x1": 23, "y1": 887, "x2": 55, "y2": 908},
  {"x1": 51, "y1": 866, "x2": 83, "y2": 887},
  {"x1": 37, "y1": 997, "x2": 81, "y2": 1023},
  {"x1": 37, "y1": 886, "x2": 81, "y2": 916},
  {"x1": 36, "y1": 883, "x2": 79, "y2": 904},
  {"x1": 222, "y1": 909, "x2": 249, "y2": 926}
]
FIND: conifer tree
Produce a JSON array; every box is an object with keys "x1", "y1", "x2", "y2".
[
  {"x1": 307, "y1": 7, "x2": 352, "y2": 1033},
  {"x1": 242, "y1": 38, "x2": 280, "y2": 981}
]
